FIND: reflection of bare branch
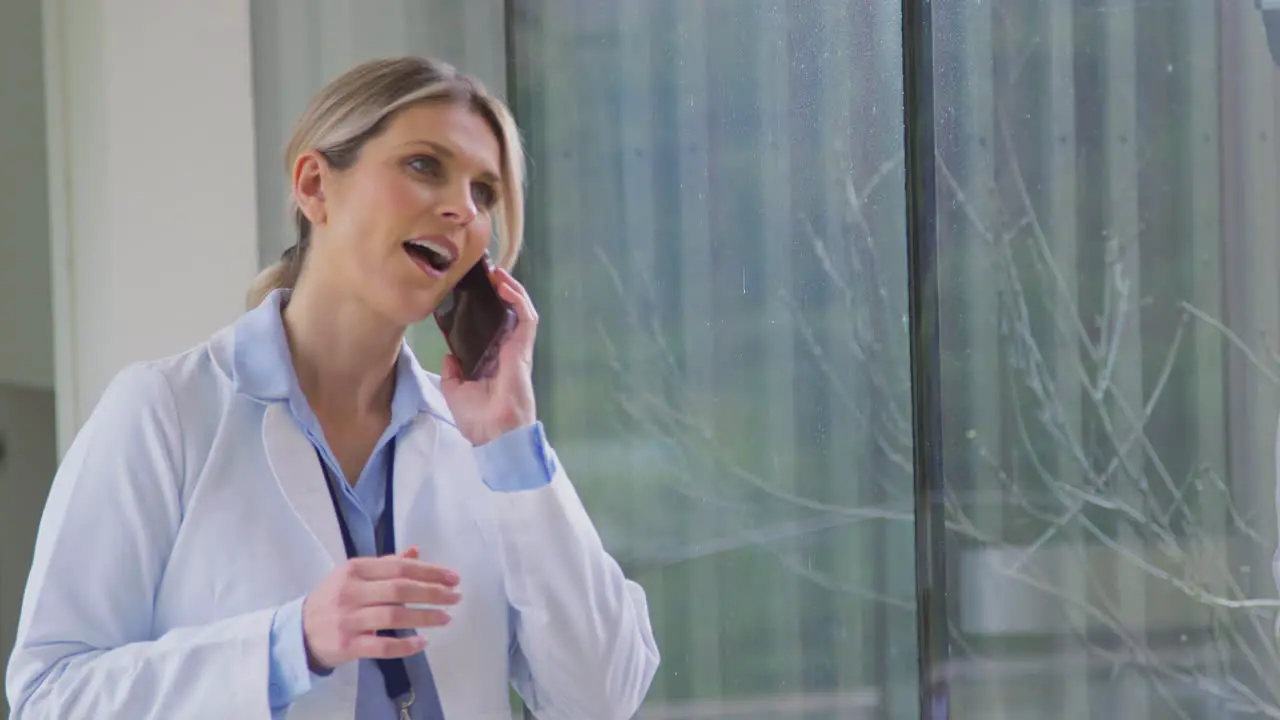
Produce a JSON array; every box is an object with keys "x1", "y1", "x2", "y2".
[
  {"x1": 577, "y1": 23, "x2": 1280, "y2": 713},
  {"x1": 591, "y1": 130, "x2": 1280, "y2": 713},
  {"x1": 1183, "y1": 302, "x2": 1280, "y2": 387}
]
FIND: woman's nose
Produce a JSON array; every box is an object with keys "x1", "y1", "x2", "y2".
[{"x1": 435, "y1": 184, "x2": 477, "y2": 226}]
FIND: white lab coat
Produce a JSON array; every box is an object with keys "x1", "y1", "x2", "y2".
[{"x1": 6, "y1": 317, "x2": 659, "y2": 719}]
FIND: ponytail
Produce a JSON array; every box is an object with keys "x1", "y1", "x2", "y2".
[
  {"x1": 245, "y1": 210, "x2": 311, "y2": 309},
  {"x1": 245, "y1": 259, "x2": 296, "y2": 309}
]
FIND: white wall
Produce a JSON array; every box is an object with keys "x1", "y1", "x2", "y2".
[
  {"x1": 2, "y1": 0, "x2": 260, "y2": 705},
  {"x1": 43, "y1": 0, "x2": 261, "y2": 450},
  {"x1": 0, "y1": 0, "x2": 54, "y2": 390}
]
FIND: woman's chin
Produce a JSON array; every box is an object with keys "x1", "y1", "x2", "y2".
[{"x1": 393, "y1": 286, "x2": 447, "y2": 326}]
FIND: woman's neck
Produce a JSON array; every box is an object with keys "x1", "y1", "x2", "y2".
[{"x1": 281, "y1": 277, "x2": 404, "y2": 421}]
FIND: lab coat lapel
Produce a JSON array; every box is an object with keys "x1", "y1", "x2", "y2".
[
  {"x1": 262, "y1": 402, "x2": 347, "y2": 566},
  {"x1": 393, "y1": 413, "x2": 438, "y2": 552}
]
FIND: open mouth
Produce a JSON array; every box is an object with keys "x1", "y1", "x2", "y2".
[{"x1": 404, "y1": 239, "x2": 456, "y2": 274}]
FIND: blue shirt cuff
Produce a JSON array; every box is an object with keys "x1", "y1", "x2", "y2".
[
  {"x1": 268, "y1": 595, "x2": 326, "y2": 709},
  {"x1": 473, "y1": 421, "x2": 557, "y2": 492}
]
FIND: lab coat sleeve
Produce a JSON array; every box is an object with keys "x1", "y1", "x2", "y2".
[
  {"x1": 474, "y1": 422, "x2": 553, "y2": 492},
  {"x1": 5, "y1": 364, "x2": 277, "y2": 720},
  {"x1": 473, "y1": 422, "x2": 661, "y2": 720}
]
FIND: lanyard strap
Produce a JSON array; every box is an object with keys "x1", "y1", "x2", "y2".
[{"x1": 316, "y1": 437, "x2": 413, "y2": 706}]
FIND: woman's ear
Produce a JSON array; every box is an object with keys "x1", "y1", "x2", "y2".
[{"x1": 292, "y1": 151, "x2": 328, "y2": 226}]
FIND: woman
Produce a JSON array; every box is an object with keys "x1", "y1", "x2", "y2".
[{"x1": 6, "y1": 56, "x2": 659, "y2": 719}]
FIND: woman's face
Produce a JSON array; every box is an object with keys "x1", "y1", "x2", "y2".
[{"x1": 295, "y1": 100, "x2": 503, "y2": 326}]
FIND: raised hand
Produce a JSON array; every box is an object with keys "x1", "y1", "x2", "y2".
[
  {"x1": 439, "y1": 267, "x2": 539, "y2": 446},
  {"x1": 302, "y1": 547, "x2": 461, "y2": 671}
]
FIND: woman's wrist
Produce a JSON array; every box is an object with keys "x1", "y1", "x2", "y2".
[{"x1": 470, "y1": 414, "x2": 535, "y2": 446}]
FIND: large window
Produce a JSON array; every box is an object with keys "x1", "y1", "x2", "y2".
[
  {"x1": 508, "y1": 1, "x2": 915, "y2": 716},
  {"x1": 250, "y1": 1, "x2": 1280, "y2": 717},
  {"x1": 930, "y1": 1, "x2": 1280, "y2": 717}
]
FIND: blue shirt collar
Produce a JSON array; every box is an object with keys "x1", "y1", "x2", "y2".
[{"x1": 230, "y1": 289, "x2": 435, "y2": 425}]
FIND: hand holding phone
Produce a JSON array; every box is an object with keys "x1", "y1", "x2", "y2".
[
  {"x1": 435, "y1": 260, "x2": 539, "y2": 446},
  {"x1": 433, "y1": 254, "x2": 517, "y2": 381}
]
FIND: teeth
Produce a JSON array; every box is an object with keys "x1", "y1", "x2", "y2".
[{"x1": 408, "y1": 239, "x2": 455, "y2": 261}]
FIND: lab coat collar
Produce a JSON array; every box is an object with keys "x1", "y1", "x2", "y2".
[
  {"x1": 221, "y1": 289, "x2": 452, "y2": 566},
  {"x1": 226, "y1": 288, "x2": 446, "y2": 418},
  {"x1": 260, "y1": 403, "x2": 441, "y2": 566}
]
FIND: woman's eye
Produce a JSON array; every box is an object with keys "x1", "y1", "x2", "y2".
[
  {"x1": 408, "y1": 156, "x2": 442, "y2": 176},
  {"x1": 472, "y1": 183, "x2": 498, "y2": 210}
]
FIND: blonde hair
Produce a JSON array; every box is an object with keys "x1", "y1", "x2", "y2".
[{"x1": 246, "y1": 56, "x2": 526, "y2": 308}]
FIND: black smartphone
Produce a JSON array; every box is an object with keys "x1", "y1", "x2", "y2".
[{"x1": 433, "y1": 254, "x2": 516, "y2": 380}]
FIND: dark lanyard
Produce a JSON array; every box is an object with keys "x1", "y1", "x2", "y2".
[{"x1": 315, "y1": 437, "x2": 413, "y2": 707}]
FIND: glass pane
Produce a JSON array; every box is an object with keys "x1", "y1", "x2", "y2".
[
  {"x1": 933, "y1": 1, "x2": 1280, "y2": 716},
  {"x1": 508, "y1": 1, "x2": 917, "y2": 717}
]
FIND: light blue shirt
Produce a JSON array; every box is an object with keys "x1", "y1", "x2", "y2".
[{"x1": 242, "y1": 290, "x2": 554, "y2": 715}]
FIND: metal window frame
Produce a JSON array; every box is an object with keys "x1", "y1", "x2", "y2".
[{"x1": 900, "y1": 0, "x2": 948, "y2": 717}]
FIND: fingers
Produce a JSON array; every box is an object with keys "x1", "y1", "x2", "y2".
[
  {"x1": 348, "y1": 555, "x2": 460, "y2": 586},
  {"x1": 339, "y1": 555, "x2": 458, "y2": 658},
  {"x1": 490, "y1": 268, "x2": 538, "y2": 345},
  {"x1": 344, "y1": 604, "x2": 453, "y2": 635},
  {"x1": 352, "y1": 577, "x2": 463, "y2": 607},
  {"x1": 307, "y1": 550, "x2": 461, "y2": 669},
  {"x1": 347, "y1": 632, "x2": 429, "y2": 660},
  {"x1": 494, "y1": 269, "x2": 538, "y2": 324}
]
